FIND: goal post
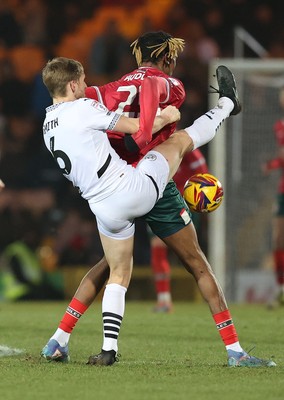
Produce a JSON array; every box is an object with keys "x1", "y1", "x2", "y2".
[{"x1": 207, "y1": 59, "x2": 284, "y2": 301}]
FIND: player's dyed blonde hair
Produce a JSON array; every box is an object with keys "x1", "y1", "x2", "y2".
[
  {"x1": 42, "y1": 57, "x2": 84, "y2": 98},
  {"x1": 131, "y1": 31, "x2": 185, "y2": 66}
]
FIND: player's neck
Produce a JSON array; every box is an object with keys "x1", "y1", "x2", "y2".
[
  {"x1": 140, "y1": 62, "x2": 162, "y2": 71},
  {"x1": 53, "y1": 85, "x2": 77, "y2": 104},
  {"x1": 53, "y1": 96, "x2": 73, "y2": 104}
]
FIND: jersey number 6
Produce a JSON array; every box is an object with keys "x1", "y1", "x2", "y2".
[{"x1": 49, "y1": 136, "x2": 72, "y2": 175}]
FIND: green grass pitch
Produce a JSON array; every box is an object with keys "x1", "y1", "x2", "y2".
[{"x1": 0, "y1": 301, "x2": 283, "y2": 400}]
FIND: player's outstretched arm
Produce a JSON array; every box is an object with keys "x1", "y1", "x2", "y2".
[{"x1": 114, "y1": 105, "x2": 180, "y2": 138}]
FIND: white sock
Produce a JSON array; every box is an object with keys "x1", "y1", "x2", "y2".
[
  {"x1": 51, "y1": 328, "x2": 70, "y2": 347},
  {"x1": 226, "y1": 341, "x2": 244, "y2": 353},
  {"x1": 102, "y1": 283, "x2": 127, "y2": 352},
  {"x1": 157, "y1": 292, "x2": 172, "y2": 303},
  {"x1": 185, "y1": 97, "x2": 234, "y2": 149}
]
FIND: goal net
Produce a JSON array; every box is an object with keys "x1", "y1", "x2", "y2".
[{"x1": 208, "y1": 59, "x2": 284, "y2": 302}]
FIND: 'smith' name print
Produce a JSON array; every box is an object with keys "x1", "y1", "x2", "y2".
[{"x1": 43, "y1": 118, "x2": 59, "y2": 134}]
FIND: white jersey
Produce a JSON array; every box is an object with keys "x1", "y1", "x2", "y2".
[
  {"x1": 43, "y1": 98, "x2": 170, "y2": 239},
  {"x1": 43, "y1": 98, "x2": 131, "y2": 202}
]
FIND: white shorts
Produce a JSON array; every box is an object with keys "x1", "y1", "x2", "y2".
[{"x1": 89, "y1": 151, "x2": 169, "y2": 239}]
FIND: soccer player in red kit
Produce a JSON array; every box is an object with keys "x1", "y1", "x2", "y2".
[
  {"x1": 151, "y1": 149, "x2": 208, "y2": 312},
  {"x1": 85, "y1": 32, "x2": 187, "y2": 313},
  {"x1": 85, "y1": 36, "x2": 185, "y2": 164}
]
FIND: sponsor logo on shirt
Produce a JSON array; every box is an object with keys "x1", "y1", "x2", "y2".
[
  {"x1": 144, "y1": 153, "x2": 157, "y2": 161},
  {"x1": 91, "y1": 100, "x2": 108, "y2": 112}
]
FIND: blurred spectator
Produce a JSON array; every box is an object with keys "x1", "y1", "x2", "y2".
[
  {"x1": 0, "y1": 0, "x2": 23, "y2": 48},
  {"x1": 243, "y1": 2, "x2": 274, "y2": 51},
  {"x1": 0, "y1": 211, "x2": 64, "y2": 301},
  {"x1": 46, "y1": 0, "x2": 86, "y2": 46},
  {"x1": 0, "y1": 58, "x2": 32, "y2": 117},
  {"x1": 88, "y1": 18, "x2": 130, "y2": 83},
  {"x1": 54, "y1": 208, "x2": 103, "y2": 266},
  {"x1": 202, "y1": 5, "x2": 232, "y2": 56},
  {"x1": 165, "y1": 1, "x2": 190, "y2": 35},
  {"x1": 30, "y1": 70, "x2": 52, "y2": 121},
  {"x1": 226, "y1": 0, "x2": 251, "y2": 27},
  {"x1": 176, "y1": 18, "x2": 220, "y2": 62},
  {"x1": 0, "y1": 114, "x2": 42, "y2": 188},
  {"x1": 17, "y1": 0, "x2": 48, "y2": 46}
]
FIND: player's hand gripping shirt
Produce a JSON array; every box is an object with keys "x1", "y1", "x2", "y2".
[{"x1": 85, "y1": 66, "x2": 185, "y2": 166}]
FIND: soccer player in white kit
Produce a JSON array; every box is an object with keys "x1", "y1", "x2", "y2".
[
  {"x1": 42, "y1": 57, "x2": 271, "y2": 368},
  {"x1": 42, "y1": 74, "x2": 182, "y2": 241}
]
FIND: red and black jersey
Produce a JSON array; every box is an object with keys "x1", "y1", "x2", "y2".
[{"x1": 85, "y1": 66, "x2": 185, "y2": 166}]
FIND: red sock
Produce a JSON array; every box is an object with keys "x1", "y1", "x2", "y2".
[
  {"x1": 151, "y1": 246, "x2": 171, "y2": 293},
  {"x1": 273, "y1": 250, "x2": 284, "y2": 285},
  {"x1": 213, "y1": 309, "x2": 238, "y2": 346},
  {"x1": 59, "y1": 297, "x2": 88, "y2": 333}
]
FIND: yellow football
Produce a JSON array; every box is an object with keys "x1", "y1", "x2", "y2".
[{"x1": 183, "y1": 173, "x2": 224, "y2": 213}]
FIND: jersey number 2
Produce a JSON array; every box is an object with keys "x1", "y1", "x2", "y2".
[{"x1": 116, "y1": 85, "x2": 139, "y2": 117}]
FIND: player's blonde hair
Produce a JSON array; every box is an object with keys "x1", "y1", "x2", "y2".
[
  {"x1": 131, "y1": 31, "x2": 185, "y2": 66},
  {"x1": 42, "y1": 57, "x2": 84, "y2": 98}
]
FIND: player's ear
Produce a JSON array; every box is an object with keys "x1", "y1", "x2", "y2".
[
  {"x1": 163, "y1": 54, "x2": 171, "y2": 66},
  {"x1": 69, "y1": 80, "x2": 76, "y2": 93}
]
